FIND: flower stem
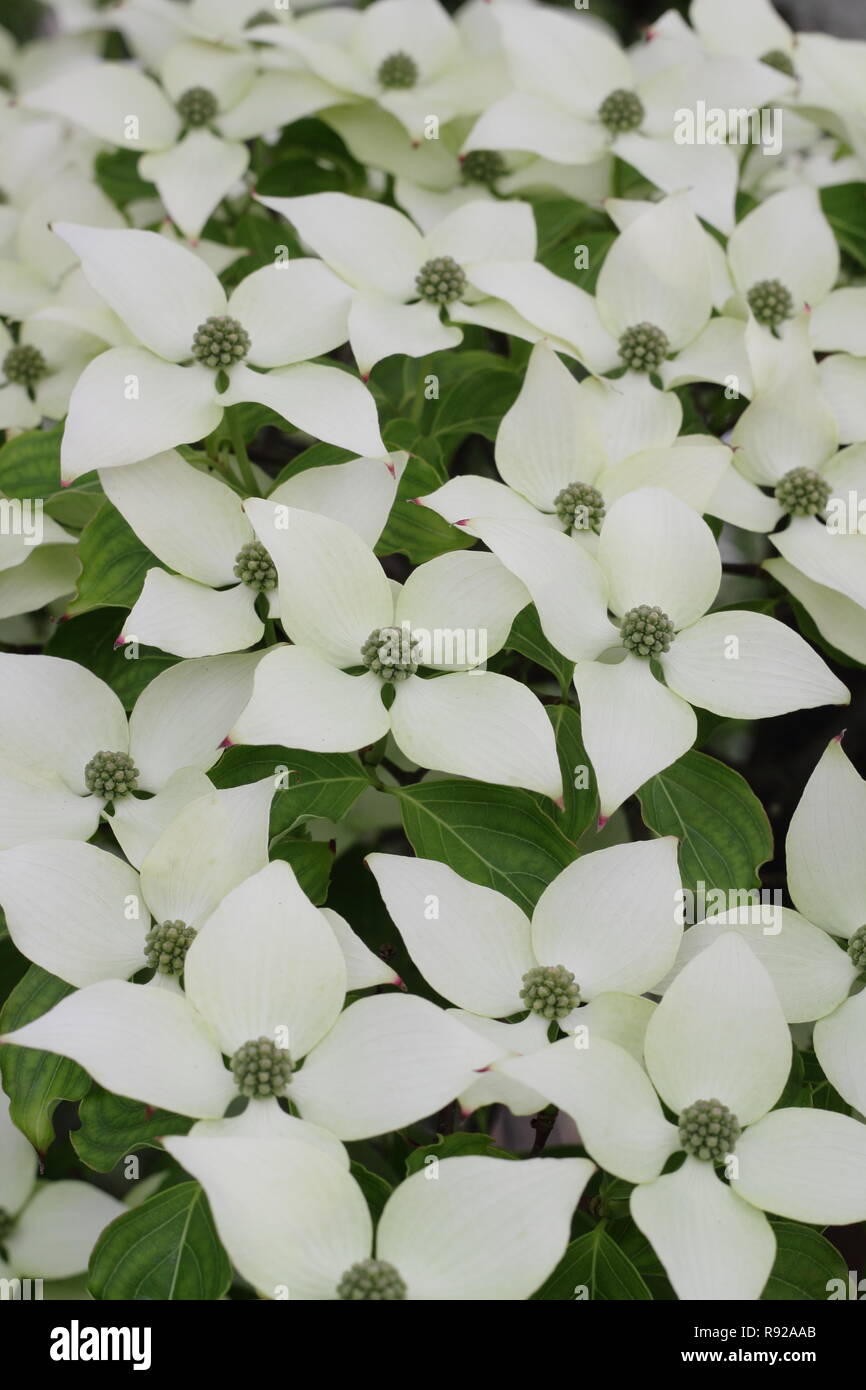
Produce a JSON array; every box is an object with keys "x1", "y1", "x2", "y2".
[{"x1": 226, "y1": 406, "x2": 259, "y2": 496}]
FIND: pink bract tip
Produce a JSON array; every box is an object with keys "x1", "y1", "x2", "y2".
[
  {"x1": 597, "y1": 814, "x2": 608, "y2": 831},
  {"x1": 385, "y1": 458, "x2": 396, "y2": 477},
  {"x1": 394, "y1": 975, "x2": 406, "y2": 991},
  {"x1": 834, "y1": 728, "x2": 847, "y2": 743},
  {"x1": 219, "y1": 736, "x2": 233, "y2": 749},
  {"x1": 553, "y1": 794, "x2": 565, "y2": 811},
  {"x1": 60, "y1": 478, "x2": 73, "y2": 488},
  {"x1": 113, "y1": 635, "x2": 126, "y2": 649}
]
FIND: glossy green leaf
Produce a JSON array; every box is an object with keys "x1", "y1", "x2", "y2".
[
  {"x1": 762, "y1": 1222, "x2": 849, "y2": 1300},
  {"x1": 531, "y1": 1224, "x2": 652, "y2": 1300},
  {"x1": 88, "y1": 1181, "x2": 231, "y2": 1301},
  {"x1": 0, "y1": 965, "x2": 90, "y2": 1152},
  {"x1": 637, "y1": 750, "x2": 772, "y2": 897},
  {"x1": 67, "y1": 502, "x2": 164, "y2": 615},
  {"x1": 393, "y1": 779, "x2": 578, "y2": 913},
  {"x1": 71, "y1": 1085, "x2": 192, "y2": 1173}
]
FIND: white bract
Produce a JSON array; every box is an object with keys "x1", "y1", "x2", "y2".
[
  {"x1": 0, "y1": 491, "x2": 78, "y2": 623},
  {"x1": 255, "y1": 191, "x2": 551, "y2": 375},
  {"x1": 0, "y1": 778, "x2": 275, "y2": 988},
  {"x1": 100, "y1": 448, "x2": 405, "y2": 657},
  {"x1": 52, "y1": 223, "x2": 385, "y2": 479},
  {"x1": 368, "y1": 838, "x2": 681, "y2": 1113},
  {"x1": 464, "y1": 6, "x2": 789, "y2": 233},
  {"x1": 418, "y1": 341, "x2": 776, "y2": 536},
  {"x1": 467, "y1": 487, "x2": 848, "y2": 815},
  {"x1": 25, "y1": 40, "x2": 337, "y2": 239},
  {"x1": 0, "y1": 1092, "x2": 124, "y2": 1283},
  {"x1": 229, "y1": 504, "x2": 562, "y2": 799},
  {"x1": 0, "y1": 650, "x2": 264, "y2": 863},
  {"x1": 501, "y1": 933, "x2": 866, "y2": 1299},
  {"x1": 163, "y1": 1142, "x2": 594, "y2": 1301},
  {"x1": 1, "y1": 859, "x2": 501, "y2": 1141},
  {"x1": 249, "y1": 0, "x2": 496, "y2": 142}
]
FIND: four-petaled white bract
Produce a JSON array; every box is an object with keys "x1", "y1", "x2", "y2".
[{"x1": 0, "y1": 0, "x2": 864, "y2": 1306}]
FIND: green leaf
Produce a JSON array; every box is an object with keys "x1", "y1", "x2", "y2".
[
  {"x1": 94, "y1": 148, "x2": 158, "y2": 208},
  {"x1": 0, "y1": 966, "x2": 90, "y2": 1152},
  {"x1": 210, "y1": 744, "x2": 370, "y2": 830},
  {"x1": 71, "y1": 1086, "x2": 192, "y2": 1173},
  {"x1": 67, "y1": 502, "x2": 165, "y2": 615},
  {"x1": 761, "y1": 1222, "x2": 848, "y2": 1300},
  {"x1": 544, "y1": 704, "x2": 597, "y2": 841},
  {"x1": 256, "y1": 157, "x2": 353, "y2": 196},
  {"x1": 375, "y1": 448, "x2": 474, "y2": 564},
  {"x1": 429, "y1": 366, "x2": 521, "y2": 446},
  {"x1": 405, "y1": 1131, "x2": 515, "y2": 1176},
  {"x1": 393, "y1": 779, "x2": 578, "y2": 913},
  {"x1": 0, "y1": 423, "x2": 63, "y2": 498},
  {"x1": 45, "y1": 609, "x2": 179, "y2": 709},
  {"x1": 821, "y1": 183, "x2": 866, "y2": 269},
  {"x1": 88, "y1": 1182, "x2": 231, "y2": 1301},
  {"x1": 349, "y1": 1162, "x2": 392, "y2": 1222},
  {"x1": 532, "y1": 1225, "x2": 653, "y2": 1300},
  {"x1": 269, "y1": 838, "x2": 334, "y2": 904},
  {"x1": 268, "y1": 441, "x2": 354, "y2": 490},
  {"x1": 507, "y1": 604, "x2": 574, "y2": 695},
  {"x1": 637, "y1": 750, "x2": 772, "y2": 897}
]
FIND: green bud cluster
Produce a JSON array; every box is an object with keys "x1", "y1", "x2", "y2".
[
  {"x1": 618, "y1": 321, "x2": 669, "y2": 372},
  {"x1": 361, "y1": 626, "x2": 421, "y2": 682},
  {"x1": 460, "y1": 150, "x2": 507, "y2": 185},
  {"x1": 847, "y1": 925, "x2": 866, "y2": 971},
  {"x1": 415, "y1": 255, "x2": 467, "y2": 306},
  {"x1": 747, "y1": 278, "x2": 794, "y2": 329},
  {"x1": 190, "y1": 315, "x2": 250, "y2": 370},
  {"x1": 84, "y1": 750, "x2": 139, "y2": 799},
  {"x1": 176, "y1": 86, "x2": 219, "y2": 127},
  {"x1": 774, "y1": 466, "x2": 831, "y2": 518},
  {"x1": 3, "y1": 343, "x2": 47, "y2": 390},
  {"x1": 553, "y1": 481, "x2": 606, "y2": 534},
  {"x1": 598, "y1": 88, "x2": 644, "y2": 134},
  {"x1": 678, "y1": 1098, "x2": 741, "y2": 1162},
  {"x1": 620, "y1": 605, "x2": 676, "y2": 658},
  {"x1": 337, "y1": 1259, "x2": 407, "y2": 1300},
  {"x1": 230, "y1": 1037, "x2": 293, "y2": 1098},
  {"x1": 520, "y1": 964, "x2": 581, "y2": 1020},
  {"x1": 144, "y1": 920, "x2": 196, "y2": 976},
  {"x1": 233, "y1": 540, "x2": 277, "y2": 591},
  {"x1": 377, "y1": 51, "x2": 418, "y2": 89}
]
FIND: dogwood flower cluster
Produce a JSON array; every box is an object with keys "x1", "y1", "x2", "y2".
[{"x1": 0, "y1": 0, "x2": 865, "y2": 1306}]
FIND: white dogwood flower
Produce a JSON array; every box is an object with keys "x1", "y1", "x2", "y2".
[
  {"x1": 0, "y1": 778, "x2": 276, "y2": 989},
  {"x1": 0, "y1": 650, "x2": 265, "y2": 863},
  {"x1": 1, "y1": 860, "x2": 500, "y2": 1141},
  {"x1": 730, "y1": 316, "x2": 866, "y2": 616},
  {"x1": 418, "y1": 341, "x2": 776, "y2": 536},
  {"x1": 463, "y1": 6, "x2": 789, "y2": 233},
  {"x1": 25, "y1": 39, "x2": 337, "y2": 238},
  {"x1": 368, "y1": 838, "x2": 680, "y2": 1114},
  {"x1": 0, "y1": 490, "x2": 79, "y2": 624},
  {"x1": 51, "y1": 223, "x2": 385, "y2": 480},
  {"x1": 0, "y1": 168, "x2": 125, "y2": 321},
  {"x1": 229, "y1": 504, "x2": 563, "y2": 799},
  {"x1": 468, "y1": 487, "x2": 849, "y2": 815},
  {"x1": 0, "y1": 1092, "x2": 124, "y2": 1283},
  {"x1": 255, "y1": 191, "x2": 549, "y2": 376},
  {"x1": 466, "y1": 195, "x2": 715, "y2": 378},
  {"x1": 249, "y1": 0, "x2": 495, "y2": 142},
  {"x1": 101, "y1": 447, "x2": 406, "y2": 657},
  {"x1": 161, "y1": 1142, "x2": 594, "y2": 1300},
  {"x1": 500, "y1": 933, "x2": 866, "y2": 1299}
]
